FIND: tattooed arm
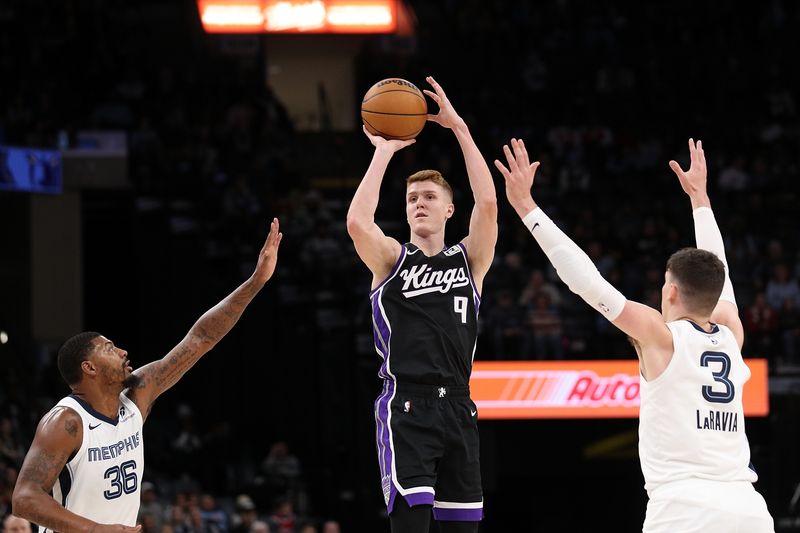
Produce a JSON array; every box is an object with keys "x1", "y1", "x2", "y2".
[
  {"x1": 126, "y1": 218, "x2": 282, "y2": 420},
  {"x1": 12, "y1": 408, "x2": 141, "y2": 533}
]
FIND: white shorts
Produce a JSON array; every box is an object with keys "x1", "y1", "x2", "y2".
[{"x1": 643, "y1": 479, "x2": 774, "y2": 533}]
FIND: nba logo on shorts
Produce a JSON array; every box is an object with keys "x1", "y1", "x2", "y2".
[{"x1": 404, "y1": 400, "x2": 411, "y2": 413}]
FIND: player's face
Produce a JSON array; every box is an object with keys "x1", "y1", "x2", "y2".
[
  {"x1": 406, "y1": 181, "x2": 454, "y2": 237},
  {"x1": 91, "y1": 335, "x2": 134, "y2": 385}
]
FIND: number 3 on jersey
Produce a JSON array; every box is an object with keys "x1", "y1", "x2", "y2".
[
  {"x1": 454, "y1": 296, "x2": 469, "y2": 324},
  {"x1": 700, "y1": 351, "x2": 735, "y2": 404},
  {"x1": 104, "y1": 460, "x2": 138, "y2": 499}
]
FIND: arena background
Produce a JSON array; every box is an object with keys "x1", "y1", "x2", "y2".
[{"x1": 1, "y1": 1, "x2": 799, "y2": 531}]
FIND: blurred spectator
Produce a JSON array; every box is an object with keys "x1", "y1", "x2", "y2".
[
  {"x1": 743, "y1": 293, "x2": 779, "y2": 359},
  {"x1": 0, "y1": 466, "x2": 18, "y2": 519},
  {"x1": 167, "y1": 492, "x2": 203, "y2": 533},
  {"x1": 265, "y1": 498, "x2": 296, "y2": 533},
  {"x1": 528, "y1": 293, "x2": 564, "y2": 360},
  {"x1": 261, "y1": 442, "x2": 302, "y2": 500},
  {"x1": 490, "y1": 252, "x2": 528, "y2": 295},
  {"x1": 250, "y1": 521, "x2": 270, "y2": 533},
  {"x1": 485, "y1": 289, "x2": 530, "y2": 359},
  {"x1": 139, "y1": 481, "x2": 169, "y2": 533},
  {"x1": 0, "y1": 417, "x2": 24, "y2": 469},
  {"x1": 519, "y1": 269, "x2": 562, "y2": 309},
  {"x1": 718, "y1": 156, "x2": 750, "y2": 191},
  {"x1": 198, "y1": 494, "x2": 229, "y2": 533},
  {"x1": 1, "y1": 515, "x2": 31, "y2": 533},
  {"x1": 230, "y1": 494, "x2": 259, "y2": 533},
  {"x1": 779, "y1": 298, "x2": 800, "y2": 367},
  {"x1": 320, "y1": 521, "x2": 340, "y2": 533},
  {"x1": 171, "y1": 404, "x2": 204, "y2": 475},
  {"x1": 765, "y1": 264, "x2": 800, "y2": 310}
]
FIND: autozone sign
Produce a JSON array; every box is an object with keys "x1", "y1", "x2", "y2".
[{"x1": 470, "y1": 360, "x2": 769, "y2": 419}]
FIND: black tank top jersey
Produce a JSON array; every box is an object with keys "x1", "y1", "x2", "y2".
[{"x1": 370, "y1": 242, "x2": 481, "y2": 385}]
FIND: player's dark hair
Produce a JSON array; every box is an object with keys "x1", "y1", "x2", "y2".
[
  {"x1": 407, "y1": 170, "x2": 454, "y2": 201},
  {"x1": 57, "y1": 331, "x2": 101, "y2": 385},
  {"x1": 666, "y1": 248, "x2": 725, "y2": 315}
]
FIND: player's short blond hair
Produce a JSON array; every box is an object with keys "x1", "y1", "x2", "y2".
[{"x1": 406, "y1": 170, "x2": 453, "y2": 201}]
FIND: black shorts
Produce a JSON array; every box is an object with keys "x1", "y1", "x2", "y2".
[{"x1": 374, "y1": 380, "x2": 483, "y2": 521}]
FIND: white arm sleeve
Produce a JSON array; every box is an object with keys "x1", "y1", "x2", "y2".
[
  {"x1": 522, "y1": 207, "x2": 626, "y2": 321},
  {"x1": 692, "y1": 206, "x2": 736, "y2": 306}
]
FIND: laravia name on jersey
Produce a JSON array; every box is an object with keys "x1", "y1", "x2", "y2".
[
  {"x1": 399, "y1": 264, "x2": 470, "y2": 298},
  {"x1": 696, "y1": 409, "x2": 739, "y2": 432},
  {"x1": 88, "y1": 431, "x2": 141, "y2": 462}
]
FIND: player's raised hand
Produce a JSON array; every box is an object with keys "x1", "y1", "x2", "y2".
[
  {"x1": 494, "y1": 138, "x2": 540, "y2": 214},
  {"x1": 424, "y1": 76, "x2": 465, "y2": 130},
  {"x1": 669, "y1": 138, "x2": 708, "y2": 200},
  {"x1": 363, "y1": 125, "x2": 416, "y2": 152},
  {"x1": 253, "y1": 218, "x2": 282, "y2": 286}
]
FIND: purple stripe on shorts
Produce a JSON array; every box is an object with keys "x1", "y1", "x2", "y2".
[
  {"x1": 376, "y1": 380, "x2": 396, "y2": 511},
  {"x1": 432, "y1": 507, "x2": 484, "y2": 522},
  {"x1": 405, "y1": 492, "x2": 435, "y2": 507}
]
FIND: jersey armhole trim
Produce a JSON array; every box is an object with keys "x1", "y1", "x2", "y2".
[
  {"x1": 456, "y1": 242, "x2": 481, "y2": 303},
  {"x1": 370, "y1": 245, "x2": 407, "y2": 297}
]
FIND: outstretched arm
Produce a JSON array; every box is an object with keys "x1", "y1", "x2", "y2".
[
  {"x1": 345, "y1": 128, "x2": 410, "y2": 287},
  {"x1": 13, "y1": 407, "x2": 142, "y2": 533},
  {"x1": 495, "y1": 139, "x2": 672, "y2": 376},
  {"x1": 669, "y1": 138, "x2": 743, "y2": 347},
  {"x1": 425, "y1": 76, "x2": 497, "y2": 286},
  {"x1": 126, "y1": 219, "x2": 282, "y2": 418}
]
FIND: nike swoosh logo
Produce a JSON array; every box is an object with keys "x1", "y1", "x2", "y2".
[
  {"x1": 532, "y1": 222, "x2": 540, "y2": 231},
  {"x1": 470, "y1": 410, "x2": 477, "y2": 417},
  {"x1": 89, "y1": 423, "x2": 101, "y2": 430}
]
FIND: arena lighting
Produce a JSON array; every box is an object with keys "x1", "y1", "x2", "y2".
[
  {"x1": 469, "y1": 359, "x2": 769, "y2": 420},
  {"x1": 197, "y1": 0, "x2": 397, "y2": 33},
  {"x1": 0, "y1": 331, "x2": 8, "y2": 344},
  {"x1": 265, "y1": 1, "x2": 326, "y2": 31},
  {"x1": 199, "y1": 0, "x2": 265, "y2": 32}
]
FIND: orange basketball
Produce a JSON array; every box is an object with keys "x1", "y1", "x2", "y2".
[{"x1": 361, "y1": 78, "x2": 428, "y2": 140}]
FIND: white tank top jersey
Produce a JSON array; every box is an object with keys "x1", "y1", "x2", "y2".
[
  {"x1": 46, "y1": 393, "x2": 145, "y2": 532},
  {"x1": 639, "y1": 320, "x2": 758, "y2": 495}
]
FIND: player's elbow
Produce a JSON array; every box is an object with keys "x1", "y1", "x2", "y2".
[
  {"x1": 11, "y1": 485, "x2": 37, "y2": 520},
  {"x1": 346, "y1": 213, "x2": 369, "y2": 238},
  {"x1": 475, "y1": 197, "x2": 498, "y2": 215}
]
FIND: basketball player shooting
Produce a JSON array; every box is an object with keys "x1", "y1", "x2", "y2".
[
  {"x1": 12, "y1": 219, "x2": 282, "y2": 533},
  {"x1": 347, "y1": 76, "x2": 496, "y2": 533},
  {"x1": 494, "y1": 138, "x2": 774, "y2": 532}
]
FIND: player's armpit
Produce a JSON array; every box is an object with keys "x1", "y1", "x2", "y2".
[
  {"x1": 612, "y1": 300, "x2": 673, "y2": 359},
  {"x1": 612, "y1": 301, "x2": 675, "y2": 380},
  {"x1": 710, "y1": 300, "x2": 744, "y2": 349},
  {"x1": 461, "y1": 206, "x2": 498, "y2": 284},
  {"x1": 347, "y1": 223, "x2": 402, "y2": 286}
]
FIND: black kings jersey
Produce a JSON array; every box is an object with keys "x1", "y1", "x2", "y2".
[{"x1": 370, "y1": 243, "x2": 481, "y2": 385}]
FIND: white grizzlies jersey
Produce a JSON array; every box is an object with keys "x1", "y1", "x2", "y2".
[
  {"x1": 639, "y1": 320, "x2": 757, "y2": 494},
  {"x1": 47, "y1": 393, "x2": 144, "y2": 532}
]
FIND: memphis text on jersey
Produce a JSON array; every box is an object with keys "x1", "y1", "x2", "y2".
[
  {"x1": 87, "y1": 431, "x2": 141, "y2": 462},
  {"x1": 696, "y1": 410, "x2": 738, "y2": 432}
]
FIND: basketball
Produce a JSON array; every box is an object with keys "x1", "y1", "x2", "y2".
[{"x1": 361, "y1": 78, "x2": 428, "y2": 140}]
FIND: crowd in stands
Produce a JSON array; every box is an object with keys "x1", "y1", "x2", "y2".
[{"x1": 2, "y1": 0, "x2": 799, "y2": 530}]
